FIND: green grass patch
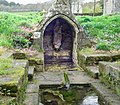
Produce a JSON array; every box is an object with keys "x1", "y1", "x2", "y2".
[
  {"x1": 76, "y1": 14, "x2": 120, "y2": 50},
  {"x1": 0, "y1": 12, "x2": 44, "y2": 48}
]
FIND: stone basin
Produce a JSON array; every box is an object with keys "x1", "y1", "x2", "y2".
[{"x1": 39, "y1": 84, "x2": 104, "y2": 105}]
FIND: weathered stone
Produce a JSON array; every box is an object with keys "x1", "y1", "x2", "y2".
[
  {"x1": 78, "y1": 54, "x2": 112, "y2": 68},
  {"x1": 99, "y1": 61, "x2": 120, "y2": 97},
  {"x1": 26, "y1": 83, "x2": 39, "y2": 93},
  {"x1": 112, "y1": 53, "x2": 120, "y2": 61},
  {"x1": 99, "y1": 61, "x2": 120, "y2": 81},
  {"x1": 23, "y1": 93, "x2": 39, "y2": 105},
  {"x1": 0, "y1": 52, "x2": 13, "y2": 59},
  {"x1": 13, "y1": 52, "x2": 27, "y2": 59},
  {"x1": 91, "y1": 82, "x2": 120, "y2": 105},
  {"x1": 86, "y1": 66, "x2": 99, "y2": 79},
  {"x1": 0, "y1": 95, "x2": 16, "y2": 105},
  {"x1": 28, "y1": 66, "x2": 35, "y2": 81},
  {"x1": 35, "y1": 65, "x2": 43, "y2": 72},
  {"x1": 0, "y1": 60, "x2": 29, "y2": 104},
  {"x1": 13, "y1": 60, "x2": 29, "y2": 70}
]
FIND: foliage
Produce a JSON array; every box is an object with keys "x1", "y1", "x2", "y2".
[
  {"x1": 76, "y1": 14, "x2": 120, "y2": 50},
  {"x1": 0, "y1": 0, "x2": 20, "y2": 6},
  {"x1": 0, "y1": 12, "x2": 44, "y2": 48},
  {"x1": 82, "y1": 2, "x2": 102, "y2": 13}
]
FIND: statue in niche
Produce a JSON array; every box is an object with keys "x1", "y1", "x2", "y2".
[{"x1": 53, "y1": 19, "x2": 62, "y2": 51}]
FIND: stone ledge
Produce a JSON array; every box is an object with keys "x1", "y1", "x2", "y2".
[
  {"x1": 91, "y1": 82, "x2": 120, "y2": 105},
  {"x1": 86, "y1": 66, "x2": 99, "y2": 79},
  {"x1": 99, "y1": 61, "x2": 120, "y2": 81},
  {"x1": 0, "y1": 60, "x2": 29, "y2": 104},
  {"x1": 78, "y1": 54, "x2": 112, "y2": 66},
  {"x1": 78, "y1": 53, "x2": 120, "y2": 67},
  {"x1": 99, "y1": 61, "x2": 120, "y2": 97}
]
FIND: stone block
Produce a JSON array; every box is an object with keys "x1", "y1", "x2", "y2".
[
  {"x1": 13, "y1": 52, "x2": 27, "y2": 59},
  {"x1": 0, "y1": 60, "x2": 29, "y2": 104},
  {"x1": 23, "y1": 93, "x2": 39, "y2": 105},
  {"x1": 35, "y1": 65, "x2": 43, "y2": 72},
  {"x1": 26, "y1": 83, "x2": 39, "y2": 93},
  {"x1": 86, "y1": 66, "x2": 99, "y2": 79},
  {"x1": 112, "y1": 54, "x2": 120, "y2": 61},
  {"x1": 99, "y1": 61, "x2": 120, "y2": 97},
  {"x1": 78, "y1": 53, "x2": 112, "y2": 67},
  {"x1": 91, "y1": 82, "x2": 120, "y2": 105},
  {"x1": 28, "y1": 58, "x2": 43, "y2": 65},
  {"x1": 0, "y1": 95, "x2": 16, "y2": 105}
]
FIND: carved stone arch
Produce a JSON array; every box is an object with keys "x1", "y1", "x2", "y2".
[{"x1": 42, "y1": 15, "x2": 79, "y2": 65}]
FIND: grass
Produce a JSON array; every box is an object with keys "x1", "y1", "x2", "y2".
[
  {"x1": 0, "y1": 11, "x2": 120, "y2": 50},
  {"x1": 0, "y1": 12, "x2": 44, "y2": 48},
  {"x1": 76, "y1": 14, "x2": 120, "y2": 50}
]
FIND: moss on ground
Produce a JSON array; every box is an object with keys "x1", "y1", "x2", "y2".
[
  {"x1": 0, "y1": 58, "x2": 12, "y2": 75},
  {"x1": 0, "y1": 48, "x2": 7, "y2": 56}
]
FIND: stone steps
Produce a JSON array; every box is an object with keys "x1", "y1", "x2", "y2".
[
  {"x1": 28, "y1": 66, "x2": 35, "y2": 81},
  {"x1": 78, "y1": 53, "x2": 120, "y2": 67},
  {"x1": 86, "y1": 66, "x2": 99, "y2": 79},
  {"x1": 0, "y1": 60, "x2": 29, "y2": 105}
]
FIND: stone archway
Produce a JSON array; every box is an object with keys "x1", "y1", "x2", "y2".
[{"x1": 43, "y1": 17, "x2": 75, "y2": 65}]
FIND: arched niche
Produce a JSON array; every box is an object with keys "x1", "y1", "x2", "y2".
[{"x1": 43, "y1": 17, "x2": 77, "y2": 65}]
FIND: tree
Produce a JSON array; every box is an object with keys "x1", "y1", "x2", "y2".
[
  {"x1": 9, "y1": 2, "x2": 16, "y2": 6},
  {"x1": 0, "y1": 0, "x2": 9, "y2": 6},
  {"x1": 93, "y1": 0, "x2": 96, "y2": 16}
]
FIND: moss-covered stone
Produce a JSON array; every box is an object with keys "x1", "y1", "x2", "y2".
[
  {"x1": 112, "y1": 54, "x2": 120, "y2": 61},
  {"x1": 99, "y1": 61, "x2": 120, "y2": 97},
  {"x1": 0, "y1": 95, "x2": 16, "y2": 105},
  {"x1": 0, "y1": 60, "x2": 29, "y2": 105},
  {"x1": 13, "y1": 52, "x2": 27, "y2": 59},
  {"x1": 28, "y1": 58, "x2": 43, "y2": 65}
]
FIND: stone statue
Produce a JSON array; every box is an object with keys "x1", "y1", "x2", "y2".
[{"x1": 53, "y1": 19, "x2": 62, "y2": 51}]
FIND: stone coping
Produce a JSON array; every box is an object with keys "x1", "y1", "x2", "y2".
[{"x1": 78, "y1": 53, "x2": 120, "y2": 66}]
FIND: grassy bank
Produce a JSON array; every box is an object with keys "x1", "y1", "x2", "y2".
[
  {"x1": 0, "y1": 12, "x2": 43, "y2": 48},
  {"x1": 0, "y1": 12, "x2": 120, "y2": 50},
  {"x1": 76, "y1": 14, "x2": 120, "y2": 50}
]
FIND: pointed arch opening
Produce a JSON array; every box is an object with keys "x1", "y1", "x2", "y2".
[{"x1": 43, "y1": 17, "x2": 76, "y2": 65}]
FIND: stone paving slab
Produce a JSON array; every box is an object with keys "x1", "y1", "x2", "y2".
[{"x1": 34, "y1": 71, "x2": 93, "y2": 85}]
